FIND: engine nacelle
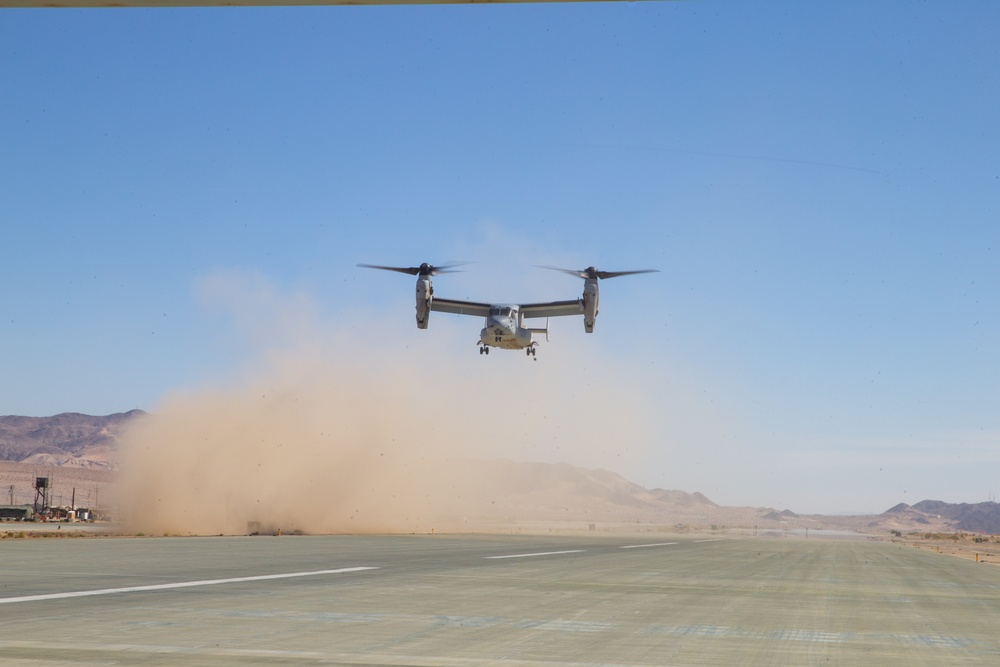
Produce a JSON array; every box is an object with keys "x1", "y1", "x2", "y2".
[
  {"x1": 415, "y1": 276, "x2": 432, "y2": 329},
  {"x1": 582, "y1": 279, "x2": 599, "y2": 333}
]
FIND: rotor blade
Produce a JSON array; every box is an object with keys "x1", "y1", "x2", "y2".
[
  {"x1": 429, "y1": 261, "x2": 469, "y2": 275},
  {"x1": 535, "y1": 265, "x2": 659, "y2": 280},
  {"x1": 357, "y1": 262, "x2": 469, "y2": 277},
  {"x1": 594, "y1": 269, "x2": 660, "y2": 280},
  {"x1": 534, "y1": 265, "x2": 590, "y2": 279},
  {"x1": 357, "y1": 263, "x2": 421, "y2": 276}
]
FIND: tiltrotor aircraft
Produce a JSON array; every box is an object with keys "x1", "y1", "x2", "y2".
[{"x1": 358, "y1": 262, "x2": 658, "y2": 356}]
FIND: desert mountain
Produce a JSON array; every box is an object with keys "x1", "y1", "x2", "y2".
[
  {"x1": 452, "y1": 459, "x2": 724, "y2": 525},
  {"x1": 878, "y1": 500, "x2": 1000, "y2": 534},
  {"x1": 0, "y1": 411, "x2": 145, "y2": 469}
]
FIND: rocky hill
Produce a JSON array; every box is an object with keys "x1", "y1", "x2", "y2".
[
  {"x1": 457, "y1": 459, "x2": 726, "y2": 526},
  {"x1": 0, "y1": 411, "x2": 145, "y2": 470},
  {"x1": 878, "y1": 500, "x2": 1000, "y2": 534}
]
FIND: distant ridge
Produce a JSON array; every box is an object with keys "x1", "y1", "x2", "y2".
[
  {"x1": 883, "y1": 502, "x2": 912, "y2": 514},
  {"x1": 453, "y1": 459, "x2": 723, "y2": 524},
  {"x1": 874, "y1": 500, "x2": 1000, "y2": 534},
  {"x1": 911, "y1": 500, "x2": 1000, "y2": 534},
  {"x1": 0, "y1": 410, "x2": 145, "y2": 469}
]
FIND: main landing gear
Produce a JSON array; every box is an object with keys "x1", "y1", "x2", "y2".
[{"x1": 526, "y1": 347, "x2": 537, "y2": 359}]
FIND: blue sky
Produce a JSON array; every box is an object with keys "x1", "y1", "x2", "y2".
[{"x1": 2, "y1": 2, "x2": 998, "y2": 513}]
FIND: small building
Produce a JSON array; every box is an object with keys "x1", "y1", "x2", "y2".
[{"x1": 0, "y1": 505, "x2": 35, "y2": 521}]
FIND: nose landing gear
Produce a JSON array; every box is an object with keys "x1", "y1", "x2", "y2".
[{"x1": 479, "y1": 345, "x2": 490, "y2": 355}]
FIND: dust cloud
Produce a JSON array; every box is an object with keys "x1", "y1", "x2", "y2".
[{"x1": 118, "y1": 273, "x2": 658, "y2": 535}]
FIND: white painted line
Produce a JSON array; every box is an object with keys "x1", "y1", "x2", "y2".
[
  {"x1": 620, "y1": 542, "x2": 680, "y2": 549},
  {"x1": 694, "y1": 539, "x2": 723, "y2": 543},
  {"x1": 485, "y1": 550, "x2": 585, "y2": 560},
  {"x1": 0, "y1": 566, "x2": 378, "y2": 605}
]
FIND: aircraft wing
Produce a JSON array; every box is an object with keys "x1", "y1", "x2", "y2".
[
  {"x1": 519, "y1": 299, "x2": 584, "y2": 319},
  {"x1": 430, "y1": 298, "x2": 491, "y2": 318}
]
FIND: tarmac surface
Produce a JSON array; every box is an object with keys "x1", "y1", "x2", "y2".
[{"x1": 2, "y1": 532, "x2": 1000, "y2": 666}]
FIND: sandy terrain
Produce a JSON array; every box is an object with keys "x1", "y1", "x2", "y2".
[{"x1": 893, "y1": 532, "x2": 1000, "y2": 566}]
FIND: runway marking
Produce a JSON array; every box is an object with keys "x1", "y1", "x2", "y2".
[
  {"x1": 694, "y1": 538, "x2": 723, "y2": 543},
  {"x1": 0, "y1": 566, "x2": 378, "y2": 605},
  {"x1": 485, "y1": 550, "x2": 585, "y2": 559},
  {"x1": 620, "y1": 542, "x2": 679, "y2": 549}
]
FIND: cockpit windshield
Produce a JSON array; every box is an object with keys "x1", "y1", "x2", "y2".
[{"x1": 490, "y1": 306, "x2": 514, "y2": 318}]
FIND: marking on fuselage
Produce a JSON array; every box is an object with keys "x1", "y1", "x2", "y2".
[{"x1": 0, "y1": 567, "x2": 378, "y2": 605}]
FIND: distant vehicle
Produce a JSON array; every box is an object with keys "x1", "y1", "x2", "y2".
[{"x1": 358, "y1": 262, "x2": 657, "y2": 357}]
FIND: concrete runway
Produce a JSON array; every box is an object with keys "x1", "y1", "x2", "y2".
[{"x1": 2, "y1": 533, "x2": 999, "y2": 666}]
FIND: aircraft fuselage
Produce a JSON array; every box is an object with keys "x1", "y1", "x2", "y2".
[{"x1": 479, "y1": 305, "x2": 535, "y2": 350}]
